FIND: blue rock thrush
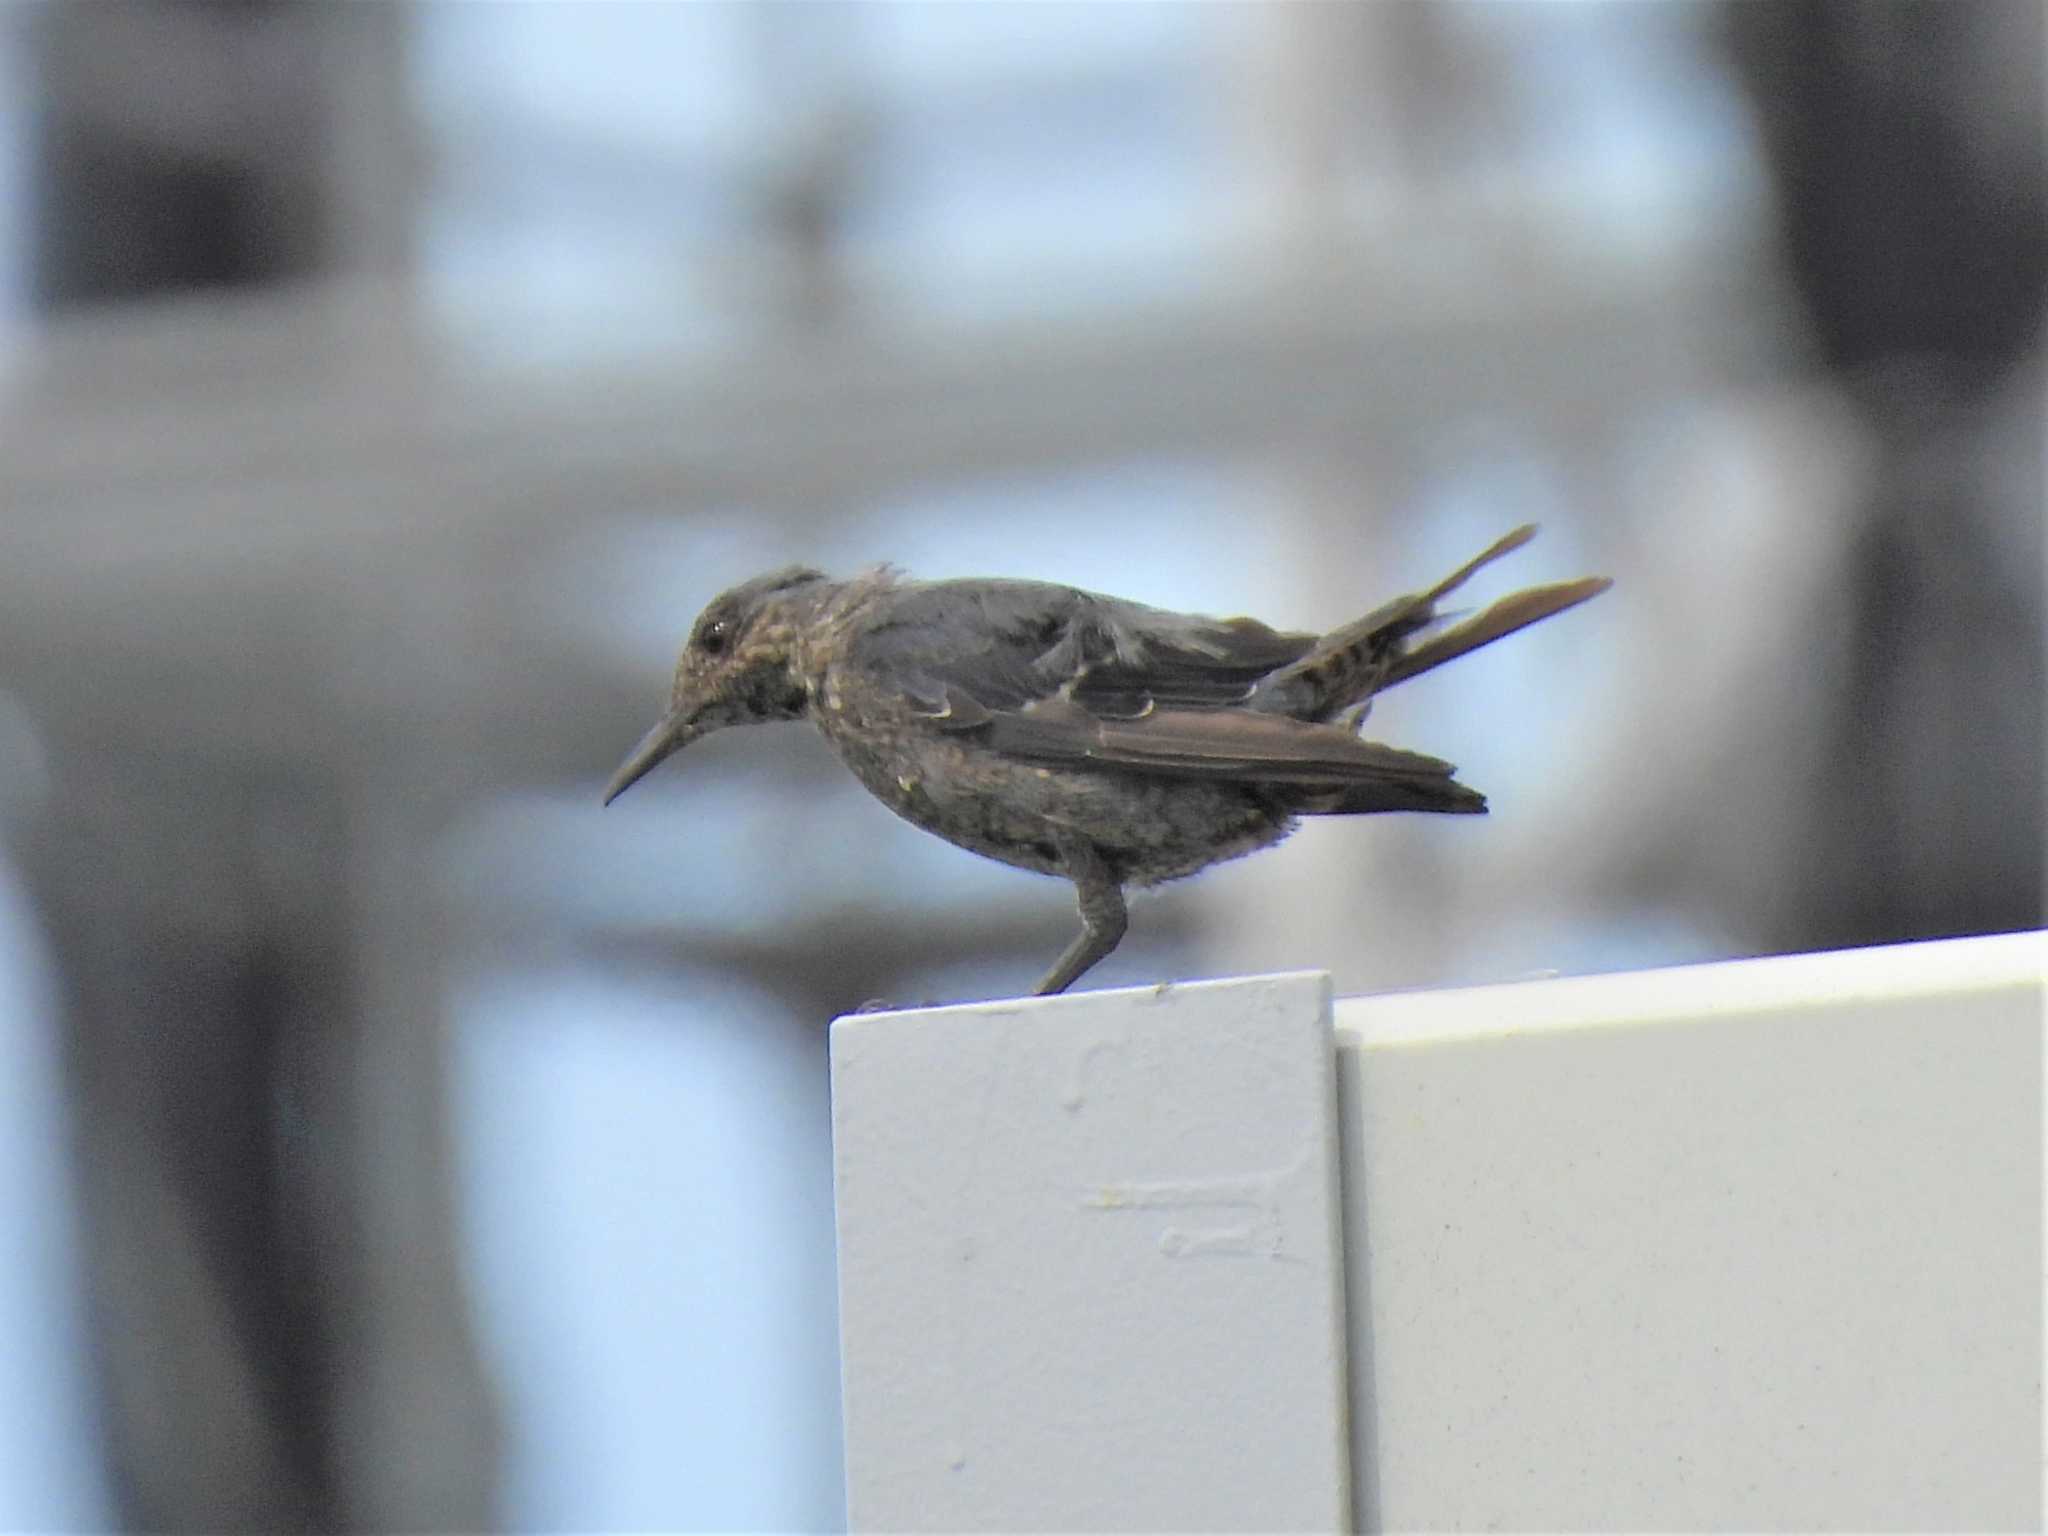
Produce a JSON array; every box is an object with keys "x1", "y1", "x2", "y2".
[{"x1": 604, "y1": 524, "x2": 1609, "y2": 995}]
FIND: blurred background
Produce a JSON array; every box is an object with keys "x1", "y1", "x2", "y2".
[{"x1": 0, "y1": 1, "x2": 2040, "y2": 1530}]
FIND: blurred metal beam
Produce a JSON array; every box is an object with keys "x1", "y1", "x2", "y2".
[
  {"x1": 4, "y1": 245, "x2": 1777, "y2": 522},
  {"x1": 325, "y1": 778, "x2": 502, "y2": 1532},
  {"x1": 16, "y1": 9, "x2": 468, "y2": 1529},
  {"x1": 28, "y1": 749, "x2": 345, "y2": 1533},
  {"x1": 21, "y1": 744, "x2": 503, "y2": 1534}
]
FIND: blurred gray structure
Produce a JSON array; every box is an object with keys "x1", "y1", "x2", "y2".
[{"x1": 0, "y1": 3, "x2": 2038, "y2": 1530}]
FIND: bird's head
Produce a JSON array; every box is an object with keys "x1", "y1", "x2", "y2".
[{"x1": 602, "y1": 566, "x2": 830, "y2": 805}]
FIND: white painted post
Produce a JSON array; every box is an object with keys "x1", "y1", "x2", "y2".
[
  {"x1": 831, "y1": 973, "x2": 1354, "y2": 1533},
  {"x1": 832, "y1": 932, "x2": 2044, "y2": 1533}
]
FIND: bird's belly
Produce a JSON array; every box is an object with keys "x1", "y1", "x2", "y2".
[{"x1": 816, "y1": 712, "x2": 1293, "y2": 885}]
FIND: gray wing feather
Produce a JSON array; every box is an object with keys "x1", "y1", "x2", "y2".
[
  {"x1": 855, "y1": 579, "x2": 1315, "y2": 719},
  {"x1": 986, "y1": 698, "x2": 1464, "y2": 786}
]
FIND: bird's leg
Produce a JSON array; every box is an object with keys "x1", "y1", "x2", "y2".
[{"x1": 1033, "y1": 836, "x2": 1128, "y2": 995}]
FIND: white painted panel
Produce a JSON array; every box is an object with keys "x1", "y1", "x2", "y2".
[
  {"x1": 832, "y1": 973, "x2": 1351, "y2": 1533},
  {"x1": 1336, "y1": 931, "x2": 2044, "y2": 1533}
]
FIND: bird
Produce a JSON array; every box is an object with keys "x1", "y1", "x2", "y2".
[{"x1": 603, "y1": 525, "x2": 1609, "y2": 996}]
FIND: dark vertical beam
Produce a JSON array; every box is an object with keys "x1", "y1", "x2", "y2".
[
  {"x1": 1722, "y1": 0, "x2": 2048, "y2": 947},
  {"x1": 29, "y1": 763, "x2": 335, "y2": 1531}
]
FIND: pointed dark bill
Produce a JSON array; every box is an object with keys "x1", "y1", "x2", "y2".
[{"x1": 602, "y1": 708, "x2": 704, "y2": 805}]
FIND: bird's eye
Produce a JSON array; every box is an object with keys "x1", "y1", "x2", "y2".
[{"x1": 698, "y1": 618, "x2": 731, "y2": 655}]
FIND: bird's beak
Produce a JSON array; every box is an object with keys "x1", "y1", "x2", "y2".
[{"x1": 602, "y1": 705, "x2": 705, "y2": 806}]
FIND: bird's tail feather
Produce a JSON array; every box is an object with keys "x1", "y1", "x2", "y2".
[
  {"x1": 1377, "y1": 575, "x2": 1611, "y2": 692},
  {"x1": 1252, "y1": 526, "x2": 1608, "y2": 720},
  {"x1": 1290, "y1": 774, "x2": 1488, "y2": 816}
]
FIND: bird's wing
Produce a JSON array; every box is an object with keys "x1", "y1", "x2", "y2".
[
  {"x1": 849, "y1": 579, "x2": 1462, "y2": 790},
  {"x1": 851, "y1": 579, "x2": 1315, "y2": 714},
  {"x1": 981, "y1": 696, "x2": 1469, "y2": 789}
]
